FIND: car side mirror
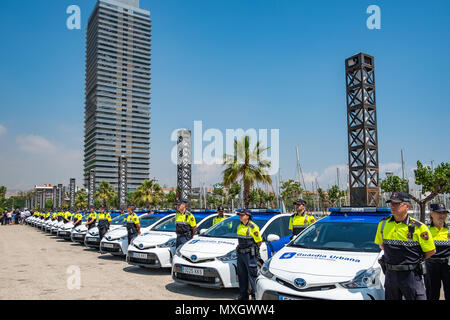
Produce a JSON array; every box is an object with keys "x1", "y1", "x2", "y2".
[
  {"x1": 199, "y1": 229, "x2": 207, "y2": 235},
  {"x1": 267, "y1": 234, "x2": 280, "y2": 242}
]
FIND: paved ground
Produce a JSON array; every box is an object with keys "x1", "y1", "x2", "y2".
[{"x1": 0, "y1": 224, "x2": 239, "y2": 300}]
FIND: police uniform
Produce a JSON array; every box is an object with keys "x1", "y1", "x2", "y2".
[
  {"x1": 73, "y1": 211, "x2": 83, "y2": 228},
  {"x1": 175, "y1": 205, "x2": 196, "y2": 248},
  {"x1": 289, "y1": 199, "x2": 315, "y2": 237},
  {"x1": 374, "y1": 192, "x2": 436, "y2": 300},
  {"x1": 213, "y1": 207, "x2": 226, "y2": 226},
  {"x1": 424, "y1": 203, "x2": 450, "y2": 300},
  {"x1": 236, "y1": 210, "x2": 262, "y2": 300},
  {"x1": 64, "y1": 211, "x2": 72, "y2": 223},
  {"x1": 86, "y1": 210, "x2": 97, "y2": 230},
  {"x1": 97, "y1": 210, "x2": 111, "y2": 241},
  {"x1": 126, "y1": 211, "x2": 140, "y2": 244}
]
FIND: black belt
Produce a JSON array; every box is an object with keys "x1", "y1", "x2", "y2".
[
  {"x1": 385, "y1": 263, "x2": 418, "y2": 271},
  {"x1": 428, "y1": 257, "x2": 449, "y2": 263},
  {"x1": 238, "y1": 248, "x2": 252, "y2": 254}
]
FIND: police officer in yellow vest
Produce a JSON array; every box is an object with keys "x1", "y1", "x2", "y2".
[
  {"x1": 424, "y1": 203, "x2": 449, "y2": 300},
  {"x1": 97, "y1": 206, "x2": 111, "y2": 241},
  {"x1": 236, "y1": 209, "x2": 262, "y2": 301},
  {"x1": 213, "y1": 206, "x2": 226, "y2": 226},
  {"x1": 289, "y1": 199, "x2": 315, "y2": 238},
  {"x1": 63, "y1": 210, "x2": 72, "y2": 224},
  {"x1": 375, "y1": 192, "x2": 436, "y2": 300},
  {"x1": 85, "y1": 207, "x2": 97, "y2": 230},
  {"x1": 72, "y1": 209, "x2": 84, "y2": 228},
  {"x1": 175, "y1": 200, "x2": 197, "y2": 248},
  {"x1": 126, "y1": 206, "x2": 141, "y2": 244}
]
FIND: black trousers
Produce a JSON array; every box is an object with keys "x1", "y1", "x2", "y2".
[
  {"x1": 98, "y1": 221, "x2": 109, "y2": 241},
  {"x1": 384, "y1": 269, "x2": 426, "y2": 300},
  {"x1": 237, "y1": 252, "x2": 258, "y2": 299},
  {"x1": 128, "y1": 233, "x2": 138, "y2": 245},
  {"x1": 425, "y1": 260, "x2": 450, "y2": 300},
  {"x1": 176, "y1": 235, "x2": 191, "y2": 248}
]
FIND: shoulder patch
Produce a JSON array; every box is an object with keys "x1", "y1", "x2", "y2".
[
  {"x1": 249, "y1": 222, "x2": 256, "y2": 229},
  {"x1": 253, "y1": 231, "x2": 259, "y2": 237},
  {"x1": 420, "y1": 231, "x2": 429, "y2": 240}
]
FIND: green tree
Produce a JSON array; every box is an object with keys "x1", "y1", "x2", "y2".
[
  {"x1": 280, "y1": 180, "x2": 303, "y2": 212},
  {"x1": 74, "y1": 190, "x2": 88, "y2": 209},
  {"x1": 94, "y1": 181, "x2": 116, "y2": 209},
  {"x1": 134, "y1": 179, "x2": 164, "y2": 209},
  {"x1": 223, "y1": 136, "x2": 272, "y2": 209},
  {"x1": 381, "y1": 176, "x2": 408, "y2": 193},
  {"x1": 411, "y1": 161, "x2": 450, "y2": 222},
  {"x1": 317, "y1": 188, "x2": 329, "y2": 211},
  {"x1": 327, "y1": 185, "x2": 347, "y2": 206}
]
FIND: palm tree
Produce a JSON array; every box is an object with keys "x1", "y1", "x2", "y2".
[
  {"x1": 94, "y1": 181, "x2": 116, "y2": 209},
  {"x1": 135, "y1": 179, "x2": 164, "y2": 209},
  {"x1": 74, "y1": 190, "x2": 88, "y2": 209},
  {"x1": 223, "y1": 136, "x2": 272, "y2": 209}
]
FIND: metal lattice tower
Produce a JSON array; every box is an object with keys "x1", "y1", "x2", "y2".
[
  {"x1": 345, "y1": 53, "x2": 380, "y2": 207},
  {"x1": 177, "y1": 129, "x2": 192, "y2": 207}
]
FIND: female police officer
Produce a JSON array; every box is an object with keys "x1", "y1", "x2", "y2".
[
  {"x1": 236, "y1": 209, "x2": 262, "y2": 301},
  {"x1": 126, "y1": 206, "x2": 141, "y2": 245},
  {"x1": 425, "y1": 203, "x2": 449, "y2": 300}
]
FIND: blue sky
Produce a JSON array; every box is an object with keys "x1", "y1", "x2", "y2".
[{"x1": 0, "y1": 0, "x2": 449, "y2": 192}]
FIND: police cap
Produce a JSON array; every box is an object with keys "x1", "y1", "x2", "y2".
[
  {"x1": 386, "y1": 192, "x2": 411, "y2": 204},
  {"x1": 293, "y1": 199, "x2": 307, "y2": 206},
  {"x1": 177, "y1": 200, "x2": 187, "y2": 205},
  {"x1": 430, "y1": 203, "x2": 449, "y2": 213},
  {"x1": 217, "y1": 205, "x2": 224, "y2": 212},
  {"x1": 239, "y1": 209, "x2": 252, "y2": 217}
]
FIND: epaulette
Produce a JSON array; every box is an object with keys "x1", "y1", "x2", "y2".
[
  {"x1": 380, "y1": 216, "x2": 390, "y2": 221},
  {"x1": 410, "y1": 218, "x2": 423, "y2": 228},
  {"x1": 249, "y1": 221, "x2": 256, "y2": 229}
]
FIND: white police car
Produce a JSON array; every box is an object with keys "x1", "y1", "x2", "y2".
[
  {"x1": 126, "y1": 211, "x2": 226, "y2": 269},
  {"x1": 171, "y1": 210, "x2": 292, "y2": 289},
  {"x1": 256, "y1": 207, "x2": 391, "y2": 300},
  {"x1": 100, "y1": 211, "x2": 175, "y2": 256},
  {"x1": 84, "y1": 213, "x2": 126, "y2": 248}
]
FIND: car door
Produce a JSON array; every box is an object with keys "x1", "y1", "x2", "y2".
[{"x1": 262, "y1": 216, "x2": 292, "y2": 258}]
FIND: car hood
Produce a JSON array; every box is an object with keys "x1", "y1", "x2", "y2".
[
  {"x1": 105, "y1": 227, "x2": 128, "y2": 239},
  {"x1": 180, "y1": 237, "x2": 238, "y2": 258},
  {"x1": 74, "y1": 225, "x2": 88, "y2": 233},
  {"x1": 133, "y1": 231, "x2": 176, "y2": 246},
  {"x1": 270, "y1": 247, "x2": 381, "y2": 278}
]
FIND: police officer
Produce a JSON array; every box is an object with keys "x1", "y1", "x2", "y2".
[
  {"x1": 97, "y1": 206, "x2": 111, "y2": 241},
  {"x1": 236, "y1": 209, "x2": 263, "y2": 301},
  {"x1": 289, "y1": 199, "x2": 315, "y2": 238},
  {"x1": 213, "y1": 206, "x2": 226, "y2": 226},
  {"x1": 374, "y1": 192, "x2": 436, "y2": 300},
  {"x1": 424, "y1": 203, "x2": 449, "y2": 300},
  {"x1": 175, "y1": 200, "x2": 197, "y2": 248},
  {"x1": 63, "y1": 210, "x2": 72, "y2": 224},
  {"x1": 85, "y1": 207, "x2": 97, "y2": 230},
  {"x1": 72, "y1": 209, "x2": 84, "y2": 228},
  {"x1": 125, "y1": 206, "x2": 141, "y2": 245}
]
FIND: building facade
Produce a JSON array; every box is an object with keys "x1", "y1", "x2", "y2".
[{"x1": 84, "y1": 0, "x2": 152, "y2": 192}]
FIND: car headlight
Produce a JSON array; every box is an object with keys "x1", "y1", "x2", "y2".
[
  {"x1": 157, "y1": 238, "x2": 176, "y2": 248},
  {"x1": 217, "y1": 250, "x2": 237, "y2": 262},
  {"x1": 260, "y1": 258, "x2": 274, "y2": 279},
  {"x1": 89, "y1": 231, "x2": 98, "y2": 236},
  {"x1": 340, "y1": 267, "x2": 381, "y2": 289}
]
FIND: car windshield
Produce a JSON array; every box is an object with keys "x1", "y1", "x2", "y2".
[
  {"x1": 201, "y1": 218, "x2": 268, "y2": 239},
  {"x1": 290, "y1": 221, "x2": 381, "y2": 253},
  {"x1": 140, "y1": 216, "x2": 165, "y2": 228},
  {"x1": 111, "y1": 214, "x2": 128, "y2": 225},
  {"x1": 152, "y1": 215, "x2": 206, "y2": 232}
]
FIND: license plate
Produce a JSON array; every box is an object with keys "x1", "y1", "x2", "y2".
[
  {"x1": 181, "y1": 267, "x2": 204, "y2": 276},
  {"x1": 87, "y1": 237, "x2": 99, "y2": 242},
  {"x1": 103, "y1": 243, "x2": 114, "y2": 248},
  {"x1": 279, "y1": 295, "x2": 300, "y2": 301},
  {"x1": 132, "y1": 252, "x2": 148, "y2": 259}
]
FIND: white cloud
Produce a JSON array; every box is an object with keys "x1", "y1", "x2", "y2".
[
  {"x1": 16, "y1": 135, "x2": 56, "y2": 154},
  {"x1": 0, "y1": 124, "x2": 6, "y2": 135}
]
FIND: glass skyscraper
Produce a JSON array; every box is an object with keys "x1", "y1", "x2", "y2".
[{"x1": 84, "y1": 0, "x2": 151, "y2": 192}]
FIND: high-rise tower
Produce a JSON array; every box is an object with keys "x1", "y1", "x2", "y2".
[{"x1": 84, "y1": 0, "x2": 151, "y2": 192}]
